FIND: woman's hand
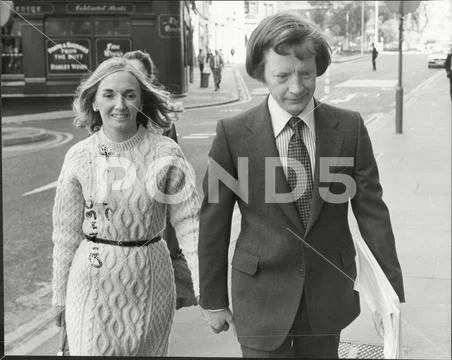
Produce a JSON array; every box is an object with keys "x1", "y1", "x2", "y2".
[{"x1": 55, "y1": 306, "x2": 65, "y2": 327}]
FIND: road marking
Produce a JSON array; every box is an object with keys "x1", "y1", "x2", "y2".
[
  {"x1": 22, "y1": 181, "x2": 57, "y2": 197},
  {"x1": 365, "y1": 113, "x2": 384, "y2": 125},
  {"x1": 5, "y1": 306, "x2": 60, "y2": 353},
  {"x1": 7, "y1": 325, "x2": 59, "y2": 356},
  {"x1": 219, "y1": 108, "x2": 243, "y2": 112},
  {"x1": 336, "y1": 79, "x2": 396, "y2": 88},
  {"x1": 330, "y1": 93, "x2": 357, "y2": 104},
  {"x1": 2, "y1": 131, "x2": 73, "y2": 153},
  {"x1": 182, "y1": 135, "x2": 211, "y2": 139},
  {"x1": 251, "y1": 87, "x2": 269, "y2": 96}
]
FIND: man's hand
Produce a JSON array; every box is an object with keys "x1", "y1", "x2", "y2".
[
  {"x1": 200, "y1": 307, "x2": 236, "y2": 336},
  {"x1": 372, "y1": 310, "x2": 384, "y2": 338},
  {"x1": 55, "y1": 306, "x2": 65, "y2": 327}
]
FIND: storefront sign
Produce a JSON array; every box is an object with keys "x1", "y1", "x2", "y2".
[
  {"x1": 67, "y1": 3, "x2": 135, "y2": 14},
  {"x1": 14, "y1": 3, "x2": 55, "y2": 15},
  {"x1": 96, "y1": 39, "x2": 131, "y2": 64},
  {"x1": 47, "y1": 40, "x2": 90, "y2": 74},
  {"x1": 158, "y1": 15, "x2": 181, "y2": 38}
]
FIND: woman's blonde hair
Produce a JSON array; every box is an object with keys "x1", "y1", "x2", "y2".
[{"x1": 73, "y1": 56, "x2": 181, "y2": 133}]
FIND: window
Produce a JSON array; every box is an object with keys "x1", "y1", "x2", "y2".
[
  {"x1": 1, "y1": 18, "x2": 24, "y2": 75},
  {"x1": 45, "y1": 19, "x2": 67, "y2": 36},
  {"x1": 68, "y1": 20, "x2": 92, "y2": 35},
  {"x1": 94, "y1": 19, "x2": 130, "y2": 36}
]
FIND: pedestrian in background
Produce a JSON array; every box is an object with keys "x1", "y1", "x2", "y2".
[
  {"x1": 209, "y1": 49, "x2": 224, "y2": 91},
  {"x1": 197, "y1": 49, "x2": 205, "y2": 74},
  {"x1": 445, "y1": 45, "x2": 452, "y2": 100},
  {"x1": 206, "y1": 49, "x2": 212, "y2": 65},
  {"x1": 198, "y1": 12, "x2": 404, "y2": 358},
  {"x1": 123, "y1": 50, "x2": 198, "y2": 310},
  {"x1": 52, "y1": 57, "x2": 200, "y2": 356},
  {"x1": 371, "y1": 42, "x2": 379, "y2": 71}
]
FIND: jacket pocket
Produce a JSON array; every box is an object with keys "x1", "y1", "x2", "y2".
[{"x1": 231, "y1": 249, "x2": 259, "y2": 276}]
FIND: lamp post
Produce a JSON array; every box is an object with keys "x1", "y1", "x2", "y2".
[
  {"x1": 385, "y1": 1, "x2": 420, "y2": 134},
  {"x1": 395, "y1": 1, "x2": 404, "y2": 134},
  {"x1": 361, "y1": 0, "x2": 365, "y2": 55}
]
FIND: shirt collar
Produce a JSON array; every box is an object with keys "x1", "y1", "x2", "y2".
[{"x1": 268, "y1": 94, "x2": 315, "y2": 137}]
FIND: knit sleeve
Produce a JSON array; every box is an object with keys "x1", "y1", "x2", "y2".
[
  {"x1": 164, "y1": 146, "x2": 201, "y2": 298},
  {"x1": 52, "y1": 147, "x2": 85, "y2": 306}
]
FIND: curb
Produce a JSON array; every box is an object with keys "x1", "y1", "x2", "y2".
[
  {"x1": 2, "y1": 127, "x2": 50, "y2": 146},
  {"x1": 332, "y1": 54, "x2": 366, "y2": 63},
  {"x1": 4, "y1": 307, "x2": 60, "y2": 355}
]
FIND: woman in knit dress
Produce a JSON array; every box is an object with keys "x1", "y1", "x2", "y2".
[
  {"x1": 52, "y1": 56, "x2": 200, "y2": 356},
  {"x1": 123, "y1": 50, "x2": 197, "y2": 310}
]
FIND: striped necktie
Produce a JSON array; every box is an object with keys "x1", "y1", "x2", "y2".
[{"x1": 287, "y1": 116, "x2": 313, "y2": 228}]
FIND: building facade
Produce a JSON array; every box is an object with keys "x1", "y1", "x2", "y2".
[{"x1": 1, "y1": 0, "x2": 198, "y2": 97}]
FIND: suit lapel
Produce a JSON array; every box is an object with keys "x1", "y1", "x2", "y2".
[
  {"x1": 305, "y1": 100, "x2": 344, "y2": 236},
  {"x1": 246, "y1": 98, "x2": 305, "y2": 235}
]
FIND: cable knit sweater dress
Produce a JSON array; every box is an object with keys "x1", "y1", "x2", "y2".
[{"x1": 52, "y1": 125, "x2": 200, "y2": 356}]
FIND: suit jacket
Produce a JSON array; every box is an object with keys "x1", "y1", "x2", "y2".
[{"x1": 198, "y1": 97, "x2": 405, "y2": 351}]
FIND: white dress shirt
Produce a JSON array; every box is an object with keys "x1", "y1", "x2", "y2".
[{"x1": 267, "y1": 94, "x2": 316, "y2": 178}]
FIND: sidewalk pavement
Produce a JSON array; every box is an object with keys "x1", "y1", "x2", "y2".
[{"x1": 4, "y1": 59, "x2": 450, "y2": 358}]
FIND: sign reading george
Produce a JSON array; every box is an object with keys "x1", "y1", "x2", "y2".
[
  {"x1": 13, "y1": 3, "x2": 55, "y2": 15},
  {"x1": 158, "y1": 15, "x2": 181, "y2": 38},
  {"x1": 96, "y1": 39, "x2": 131, "y2": 64},
  {"x1": 47, "y1": 40, "x2": 90, "y2": 74},
  {"x1": 67, "y1": 3, "x2": 135, "y2": 14}
]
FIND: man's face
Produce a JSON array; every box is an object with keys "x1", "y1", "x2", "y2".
[{"x1": 263, "y1": 41, "x2": 317, "y2": 115}]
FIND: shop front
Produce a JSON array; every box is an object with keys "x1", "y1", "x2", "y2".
[{"x1": 1, "y1": 0, "x2": 188, "y2": 97}]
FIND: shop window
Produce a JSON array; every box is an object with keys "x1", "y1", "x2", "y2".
[
  {"x1": 1, "y1": 18, "x2": 23, "y2": 75},
  {"x1": 69, "y1": 20, "x2": 92, "y2": 35},
  {"x1": 45, "y1": 19, "x2": 68, "y2": 36},
  {"x1": 94, "y1": 19, "x2": 130, "y2": 36}
]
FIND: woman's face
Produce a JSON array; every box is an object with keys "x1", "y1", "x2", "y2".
[{"x1": 93, "y1": 70, "x2": 142, "y2": 139}]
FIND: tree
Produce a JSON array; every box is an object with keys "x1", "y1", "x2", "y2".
[
  {"x1": 410, "y1": 1, "x2": 431, "y2": 35},
  {"x1": 308, "y1": 1, "x2": 334, "y2": 29}
]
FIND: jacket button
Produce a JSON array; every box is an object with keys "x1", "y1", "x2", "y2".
[{"x1": 298, "y1": 268, "x2": 305, "y2": 275}]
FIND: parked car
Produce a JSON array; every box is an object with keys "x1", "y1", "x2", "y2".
[{"x1": 428, "y1": 48, "x2": 448, "y2": 68}]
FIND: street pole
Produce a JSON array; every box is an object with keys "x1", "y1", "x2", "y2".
[
  {"x1": 361, "y1": 0, "x2": 365, "y2": 55},
  {"x1": 374, "y1": 0, "x2": 379, "y2": 44},
  {"x1": 395, "y1": 1, "x2": 404, "y2": 134}
]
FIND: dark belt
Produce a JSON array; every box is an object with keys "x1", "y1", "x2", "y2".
[{"x1": 84, "y1": 234, "x2": 161, "y2": 247}]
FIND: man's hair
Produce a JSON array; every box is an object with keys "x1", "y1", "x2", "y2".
[
  {"x1": 246, "y1": 12, "x2": 331, "y2": 81},
  {"x1": 123, "y1": 50, "x2": 158, "y2": 81},
  {"x1": 72, "y1": 57, "x2": 180, "y2": 133}
]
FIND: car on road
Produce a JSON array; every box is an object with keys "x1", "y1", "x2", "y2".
[{"x1": 428, "y1": 48, "x2": 448, "y2": 68}]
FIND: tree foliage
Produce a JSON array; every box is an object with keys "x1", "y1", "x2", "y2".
[{"x1": 308, "y1": 1, "x2": 368, "y2": 37}]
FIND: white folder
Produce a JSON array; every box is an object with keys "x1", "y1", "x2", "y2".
[{"x1": 353, "y1": 236, "x2": 402, "y2": 359}]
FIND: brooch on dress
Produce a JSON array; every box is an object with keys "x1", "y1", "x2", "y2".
[
  {"x1": 99, "y1": 144, "x2": 114, "y2": 159},
  {"x1": 88, "y1": 246, "x2": 103, "y2": 268}
]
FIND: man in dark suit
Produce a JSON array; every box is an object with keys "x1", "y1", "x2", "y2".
[
  {"x1": 209, "y1": 49, "x2": 224, "y2": 91},
  {"x1": 198, "y1": 12, "x2": 405, "y2": 358}
]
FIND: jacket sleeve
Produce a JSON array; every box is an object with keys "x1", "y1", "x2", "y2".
[
  {"x1": 52, "y1": 147, "x2": 84, "y2": 306},
  {"x1": 198, "y1": 120, "x2": 238, "y2": 309},
  {"x1": 350, "y1": 115, "x2": 405, "y2": 303},
  {"x1": 164, "y1": 145, "x2": 201, "y2": 298}
]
